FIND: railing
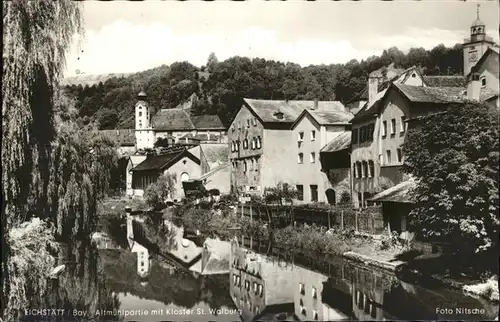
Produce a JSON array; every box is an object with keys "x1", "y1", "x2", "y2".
[{"x1": 236, "y1": 203, "x2": 384, "y2": 234}]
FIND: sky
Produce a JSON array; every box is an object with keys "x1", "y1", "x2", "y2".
[{"x1": 64, "y1": 0, "x2": 500, "y2": 77}]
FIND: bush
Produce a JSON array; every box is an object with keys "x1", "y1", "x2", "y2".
[{"x1": 144, "y1": 173, "x2": 177, "y2": 210}]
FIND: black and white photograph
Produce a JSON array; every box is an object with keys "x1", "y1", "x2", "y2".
[{"x1": 1, "y1": 0, "x2": 499, "y2": 321}]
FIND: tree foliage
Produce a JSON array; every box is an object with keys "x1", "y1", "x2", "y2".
[
  {"x1": 64, "y1": 43, "x2": 464, "y2": 128},
  {"x1": 402, "y1": 103, "x2": 499, "y2": 259},
  {"x1": 144, "y1": 174, "x2": 177, "y2": 210},
  {"x1": 2, "y1": 1, "x2": 83, "y2": 319}
]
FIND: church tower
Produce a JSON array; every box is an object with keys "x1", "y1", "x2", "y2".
[
  {"x1": 135, "y1": 91, "x2": 155, "y2": 150},
  {"x1": 462, "y1": 4, "x2": 496, "y2": 76}
]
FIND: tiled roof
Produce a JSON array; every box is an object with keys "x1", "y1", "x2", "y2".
[
  {"x1": 307, "y1": 104, "x2": 353, "y2": 125},
  {"x1": 151, "y1": 109, "x2": 194, "y2": 131},
  {"x1": 394, "y1": 83, "x2": 465, "y2": 103},
  {"x1": 423, "y1": 76, "x2": 467, "y2": 88},
  {"x1": 191, "y1": 115, "x2": 225, "y2": 130},
  {"x1": 245, "y1": 99, "x2": 348, "y2": 125},
  {"x1": 99, "y1": 129, "x2": 135, "y2": 146},
  {"x1": 243, "y1": 99, "x2": 306, "y2": 124},
  {"x1": 179, "y1": 132, "x2": 220, "y2": 142},
  {"x1": 320, "y1": 132, "x2": 351, "y2": 153},
  {"x1": 131, "y1": 149, "x2": 199, "y2": 171},
  {"x1": 369, "y1": 179, "x2": 416, "y2": 203}
]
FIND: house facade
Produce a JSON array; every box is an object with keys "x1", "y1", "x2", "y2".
[
  {"x1": 228, "y1": 98, "x2": 350, "y2": 198},
  {"x1": 229, "y1": 239, "x2": 295, "y2": 321},
  {"x1": 350, "y1": 82, "x2": 465, "y2": 208},
  {"x1": 130, "y1": 149, "x2": 202, "y2": 201},
  {"x1": 290, "y1": 107, "x2": 352, "y2": 204}
]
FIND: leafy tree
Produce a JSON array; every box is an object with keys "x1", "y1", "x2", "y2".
[
  {"x1": 2, "y1": 1, "x2": 83, "y2": 319},
  {"x1": 402, "y1": 102, "x2": 499, "y2": 269},
  {"x1": 144, "y1": 174, "x2": 177, "y2": 210},
  {"x1": 97, "y1": 109, "x2": 119, "y2": 129},
  {"x1": 206, "y1": 52, "x2": 219, "y2": 73}
]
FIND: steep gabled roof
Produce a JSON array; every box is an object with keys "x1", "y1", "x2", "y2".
[
  {"x1": 423, "y1": 75, "x2": 467, "y2": 88},
  {"x1": 350, "y1": 88, "x2": 389, "y2": 123},
  {"x1": 191, "y1": 115, "x2": 225, "y2": 130},
  {"x1": 131, "y1": 149, "x2": 200, "y2": 172},
  {"x1": 151, "y1": 108, "x2": 194, "y2": 131},
  {"x1": 243, "y1": 99, "x2": 306, "y2": 124},
  {"x1": 320, "y1": 132, "x2": 351, "y2": 153},
  {"x1": 291, "y1": 103, "x2": 352, "y2": 129}
]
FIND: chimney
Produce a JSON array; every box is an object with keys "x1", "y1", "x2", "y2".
[
  {"x1": 467, "y1": 73, "x2": 481, "y2": 101},
  {"x1": 368, "y1": 77, "x2": 379, "y2": 104},
  {"x1": 313, "y1": 99, "x2": 318, "y2": 110}
]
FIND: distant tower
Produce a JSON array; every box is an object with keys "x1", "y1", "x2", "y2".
[
  {"x1": 135, "y1": 91, "x2": 155, "y2": 150},
  {"x1": 462, "y1": 4, "x2": 496, "y2": 76}
]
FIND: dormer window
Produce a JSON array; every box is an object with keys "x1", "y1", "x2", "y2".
[
  {"x1": 480, "y1": 76, "x2": 486, "y2": 87},
  {"x1": 274, "y1": 111, "x2": 284, "y2": 120}
]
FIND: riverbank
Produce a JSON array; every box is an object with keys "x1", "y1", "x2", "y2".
[{"x1": 98, "y1": 198, "x2": 499, "y2": 305}]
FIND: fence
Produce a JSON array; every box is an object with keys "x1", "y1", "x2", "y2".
[{"x1": 237, "y1": 203, "x2": 384, "y2": 235}]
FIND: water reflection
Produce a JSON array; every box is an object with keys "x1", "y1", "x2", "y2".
[
  {"x1": 231, "y1": 236, "x2": 498, "y2": 321},
  {"x1": 20, "y1": 234, "x2": 239, "y2": 321}
]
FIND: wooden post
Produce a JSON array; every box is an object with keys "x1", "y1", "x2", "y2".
[{"x1": 355, "y1": 211, "x2": 359, "y2": 232}]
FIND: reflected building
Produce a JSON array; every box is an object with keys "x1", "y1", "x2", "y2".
[
  {"x1": 229, "y1": 239, "x2": 296, "y2": 322},
  {"x1": 348, "y1": 263, "x2": 394, "y2": 321},
  {"x1": 293, "y1": 264, "x2": 350, "y2": 321}
]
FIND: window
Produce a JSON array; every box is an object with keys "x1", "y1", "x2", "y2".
[
  {"x1": 246, "y1": 119, "x2": 250, "y2": 128},
  {"x1": 352, "y1": 128, "x2": 359, "y2": 144},
  {"x1": 312, "y1": 287, "x2": 317, "y2": 299},
  {"x1": 481, "y1": 76, "x2": 486, "y2": 87},
  {"x1": 257, "y1": 136, "x2": 262, "y2": 149},
  {"x1": 362, "y1": 161, "x2": 368, "y2": 178},
  {"x1": 298, "y1": 132, "x2": 304, "y2": 142},
  {"x1": 231, "y1": 142, "x2": 235, "y2": 152},
  {"x1": 299, "y1": 283, "x2": 305, "y2": 295},
  {"x1": 356, "y1": 162, "x2": 362, "y2": 178},
  {"x1": 243, "y1": 139, "x2": 248, "y2": 149},
  {"x1": 297, "y1": 185, "x2": 304, "y2": 201},
  {"x1": 313, "y1": 311, "x2": 319, "y2": 320},
  {"x1": 244, "y1": 161, "x2": 248, "y2": 173},
  {"x1": 360, "y1": 127, "x2": 366, "y2": 143},
  {"x1": 357, "y1": 192, "x2": 362, "y2": 208},
  {"x1": 386, "y1": 150, "x2": 392, "y2": 164},
  {"x1": 140, "y1": 261, "x2": 144, "y2": 267},
  {"x1": 252, "y1": 118, "x2": 257, "y2": 126},
  {"x1": 139, "y1": 111, "x2": 142, "y2": 117},
  {"x1": 236, "y1": 141, "x2": 240, "y2": 152},
  {"x1": 253, "y1": 282, "x2": 257, "y2": 292},
  {"x1": 238, "y1": 121, "x2": 241, "y2": 129},
  {"x1": 353, "y1": 163, "x2": 357, "y2": 178},
  {"x1": 391, "y1": 119, "x2": 396, "y2": 135},
  {"x1": 310, "y1": 185, "x2": 318, "y2": 202},
  {"x1": 255, "y1": 157, "x2": 259, "y2": 171},
  {"x1": 138, "y1": 122, "x2": 142, "y2": 128},
  {"x1": 400, "y1": 116, "x2": 406, "y2": 133},
  {"x1": 250, "y1": 159, "x2": 254, "y2": 171},
  {"x1": 382, "y1": 121, "x2": 387, "y2": 137},
  {"x1": 310, "y1": 152, "x2": 316, "y2": 163},
  {"x1": 311, "y1": 130, "x2": 316, "y2": 141},
  {"x1": 298, "y1": 153, "x2": 304, "y2": 164},
  {"x1": 368, "y1": 161, "x2": 374, "y2": 178},
  {"x1": 251, "y1": 138, "x2": 255, "y2": 149},
  {"x1": 397, "y1": 148, "x2": 403, "y2": 163},
  {"x1": 367, "y1": 124, "x2": 374, "y2": 141},
  {"x1": 258, "y1": 284, "x2": 263, "y2": 296}
]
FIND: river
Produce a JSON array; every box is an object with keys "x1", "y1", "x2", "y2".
[{"x1": 17, "y1": 225, "x2": 498, "y2": 321}]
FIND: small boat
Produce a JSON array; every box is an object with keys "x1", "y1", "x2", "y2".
[{"x1": 49, "y1": 264, "x2": 66, "y2": 279}]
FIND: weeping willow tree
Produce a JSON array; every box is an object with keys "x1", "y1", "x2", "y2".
[{"x1": 2, "y1": 1, "x2": 83, "y2": 319}]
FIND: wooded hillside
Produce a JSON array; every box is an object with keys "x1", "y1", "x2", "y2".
[{"x1": 63, "y1": 43, "x2": 463, "y2": 130}]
